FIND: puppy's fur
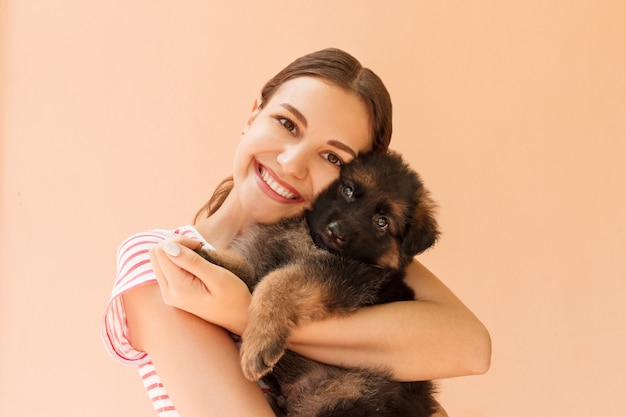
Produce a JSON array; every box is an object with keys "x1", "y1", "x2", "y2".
[{"x1": 199, "y1": 151, "x2": 440, "y2": 417}]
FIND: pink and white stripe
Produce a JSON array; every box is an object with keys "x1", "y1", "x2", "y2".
[{"x1": 101, "y1": 226, "x2": 209, "y2": 416}]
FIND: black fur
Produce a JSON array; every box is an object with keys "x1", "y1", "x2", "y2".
[{"x1": 198, "y1": 151, "x2": 440, "y2": 417}]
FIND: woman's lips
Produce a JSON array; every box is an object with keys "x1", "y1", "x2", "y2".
[{"x1": 254, "y1": 161, "x2": 304, "y2": 204}]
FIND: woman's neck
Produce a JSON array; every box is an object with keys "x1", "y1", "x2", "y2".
[{"x1": 193, "y1": 193, "x2": 252, "y2": 250}]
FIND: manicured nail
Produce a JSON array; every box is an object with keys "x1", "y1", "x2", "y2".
[{"x1": 163, "y1": 241, "x2": 181, "y2": 256}]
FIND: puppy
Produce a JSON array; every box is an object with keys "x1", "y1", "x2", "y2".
[{"x1": 198, "y1": 151, "x2": 440, "y2": 417}]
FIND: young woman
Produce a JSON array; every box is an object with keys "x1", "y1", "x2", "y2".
[{"x1": 102, "y1": 48, "x2": 491, "y2": 417}]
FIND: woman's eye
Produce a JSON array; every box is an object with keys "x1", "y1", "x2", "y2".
[
  {"x1": 278, "y1": 117, "x2": 298, "y2": 135},
  {"x1": 322, "y1": 152, "x2": 343, "y2": 166}
]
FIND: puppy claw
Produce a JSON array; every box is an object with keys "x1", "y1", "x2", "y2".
[
  {"x1": 241, "y1": 353, "x2": 269, "y2": 381},
  {"x1": 241, "y1": 349, "x2": 284, "y2": 381},
  {"x1": 240, "y1": 337, "x2": 287, "y2": 381}
]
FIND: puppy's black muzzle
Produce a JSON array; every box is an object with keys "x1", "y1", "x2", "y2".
[{"x1": 326, "y1": 221, "x2": 346, "y2": 246}]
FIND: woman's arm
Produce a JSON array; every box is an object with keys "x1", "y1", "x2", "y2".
[
  {"x1": 288, "y1": 260, "x2": 491, "y2": 381},
  {"x1": 122, "y1": 283, "x2": 276, "y2": 417},
  {"x1": 157, "y1": 240, "x2": 491, "y2": 382},
  {"x1": 110, "y1": 234, "x2": 276, "y2": 417}
]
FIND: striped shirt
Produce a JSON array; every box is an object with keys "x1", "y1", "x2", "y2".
[{"x1": 101, "y1": 226, "x2": 211, "y2": 416}]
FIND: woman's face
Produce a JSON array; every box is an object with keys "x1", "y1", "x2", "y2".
[{"x1": 233, "y1": 76, "x2": 372, "y2": 224}]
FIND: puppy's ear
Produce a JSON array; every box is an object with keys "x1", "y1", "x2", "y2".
[{"x1": 402, "y1": 192, "x2": 440, "y2": 257}]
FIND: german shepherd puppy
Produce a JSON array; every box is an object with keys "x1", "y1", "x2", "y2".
[{"x1": 198, "y1": 151, "x2": 440, "y2": 417}]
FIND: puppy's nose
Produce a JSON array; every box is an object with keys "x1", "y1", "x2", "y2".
[{"x1": 327, "y1": 221, "x2": 346, "y2": 245}]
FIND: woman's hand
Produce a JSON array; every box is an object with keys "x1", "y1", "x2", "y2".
[{"x1": 149, "y1": 237, "x2": 251, "y2": 334}]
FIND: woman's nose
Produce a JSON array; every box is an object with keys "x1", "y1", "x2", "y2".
[{"x1": 277, "y1": 144, "x2": 309, "y2": 179}]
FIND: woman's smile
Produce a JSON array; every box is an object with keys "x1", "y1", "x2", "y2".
[{"x1": 254, "y1": 160, "x2": 305, "y2": 204}]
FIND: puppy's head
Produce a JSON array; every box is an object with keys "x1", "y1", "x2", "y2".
[{"x1": 306, "y1": 151, "x2": 440, "y2": 270}]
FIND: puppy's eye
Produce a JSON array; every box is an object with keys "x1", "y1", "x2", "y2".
[
  {"x1": 342, "y1": 186, "x2": 354, "y2": 198},
  {"x1": 376, "y1": 216, "x2": 389, "y2": 231}
]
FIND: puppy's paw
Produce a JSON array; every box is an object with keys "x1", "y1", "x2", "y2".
[
  {"x1": 195, "y1": 248, "x2": 256, "y2": 287},
  {"x1": 240, "y1": 330, "x2": 287, "y2": 381}
]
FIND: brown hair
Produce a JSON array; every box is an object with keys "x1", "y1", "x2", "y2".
[{"x1": 194, "y1": 48, "x2": 393, "y2": 223}]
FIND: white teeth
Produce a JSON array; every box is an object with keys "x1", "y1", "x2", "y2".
[{"x1": 261, "y1": 168, "x2": 298, "y2": 199}]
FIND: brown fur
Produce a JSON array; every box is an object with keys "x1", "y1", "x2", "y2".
[{"x1": 198, "y1": 151, "x2": 440, "y2": 417}]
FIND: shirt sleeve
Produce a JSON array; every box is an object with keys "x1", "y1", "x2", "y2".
[{"x1": 101, "y1": 229, "x2": 177, "y2": 364}]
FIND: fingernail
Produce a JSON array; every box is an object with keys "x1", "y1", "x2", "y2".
[{"x1": 163, "y1": 241, "x2": 181, "y2": 256}]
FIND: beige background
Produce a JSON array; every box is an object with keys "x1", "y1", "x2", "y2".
[{"x1": 1, "y1": 1, "x2": 625, "y2": 416}]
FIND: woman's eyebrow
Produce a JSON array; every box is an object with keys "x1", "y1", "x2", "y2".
[
  {"x1": 280, "y1": 103, "x2": 357, "y2": 158},
  {"x1": 280, "y1": 103, "x2": 308, "y2": 128},
  {"x1": 327, "y1": 140, "x2": 357, "y2": 158}
]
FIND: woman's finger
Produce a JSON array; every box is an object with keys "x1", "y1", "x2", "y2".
[
  {"x1": 149, "y1": 245, "x2": 169, "y2": 289},
  {"x1": 160, "y1": 241, "x2": 225, "y2": 289},
  {"x1": 169, "y1": 235, "x2": 205, "y2": 250},
  {"x1": 151, "y1": 241, "x2": 209, "y2": 307}
]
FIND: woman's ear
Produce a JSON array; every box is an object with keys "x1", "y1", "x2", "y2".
[{"x1": 242, "y1": 98, "x2": 262, "y2": 134}]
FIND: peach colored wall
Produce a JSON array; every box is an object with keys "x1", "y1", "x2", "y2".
[{"x1": 1, "y1": 1, "x2": 625, "y2": 416}]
